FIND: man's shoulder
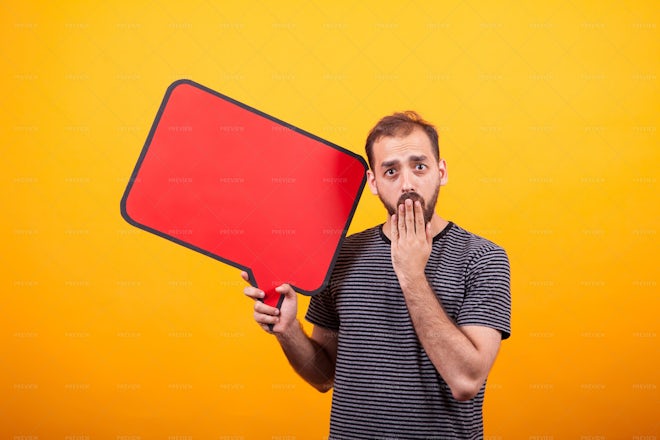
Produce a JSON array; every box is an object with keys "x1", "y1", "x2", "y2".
[
  {"x1": 344, "y1": 225, "x2": 383, "y2": 245},
  {"x1": 334, "y1": 225, "x2": 386, "y2": 261},
  {"x1": 444, "y1": 223, "x2": 507, "y2": 257}
]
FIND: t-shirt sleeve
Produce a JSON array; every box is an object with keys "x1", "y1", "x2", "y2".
[
  {"x1": 456, "y1": 244, "x2": 512, "y2": 339},
  {"x1": 305, "y1": 285, "x2": 340, "y2": 331}
]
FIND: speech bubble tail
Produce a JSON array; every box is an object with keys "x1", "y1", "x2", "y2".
[
  {"x1": 261, "y1": 286, "x2": 285, "y2": 310},
  {"x1": 260, "y1": 286, "x2": 285, "y2": 332}
]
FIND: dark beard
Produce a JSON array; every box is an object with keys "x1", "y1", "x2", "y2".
[{"x1": 381, "y1": 187, "x2": 439, "y2": 224}]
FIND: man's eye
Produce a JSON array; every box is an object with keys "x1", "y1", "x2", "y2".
[
  {"x1": 415, "y1": 164, "x2": 427, "y2": 170},
  {"x1": 385, "y1": 169, "x2": 396, "y2": 176}
]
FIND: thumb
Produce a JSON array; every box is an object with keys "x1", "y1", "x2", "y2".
[{"x1": 275, "y1": 283, "x2": 296, "y2": 298}]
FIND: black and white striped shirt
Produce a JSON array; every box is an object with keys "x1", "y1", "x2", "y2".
[{"x1": 306, "y1": 222, "x2": 511, "y2": 440}]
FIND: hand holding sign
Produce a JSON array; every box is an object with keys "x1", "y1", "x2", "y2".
[{"x1": 121, "y1": 80, "x2": 367, "y2": 309}]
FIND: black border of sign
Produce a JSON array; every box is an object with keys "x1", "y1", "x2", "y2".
[{"x1": 120, "y1": 79, "x2": 368, "y2": 307}]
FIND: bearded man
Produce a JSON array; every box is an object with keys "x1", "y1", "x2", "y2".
[{"x1": 242, "y1": 111, "x2": 511, "y2": 440}]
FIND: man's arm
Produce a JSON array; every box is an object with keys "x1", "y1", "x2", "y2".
[
  {"x1": 399, "y1": 275, "x2": 501, "y2": 401},
  {"x1": 391, "y1": 200, "x2": 503, "y2": 401},
  {"x1": 242, "y1": 273, "x2": 338, "y2": 392},
  {"x1": 275, "y1": 320, "x2": 338, "y2": 392}
]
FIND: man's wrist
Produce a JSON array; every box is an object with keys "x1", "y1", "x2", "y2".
[{"x1": 274, "y1": 319, "x2": 302, "y2": 342}]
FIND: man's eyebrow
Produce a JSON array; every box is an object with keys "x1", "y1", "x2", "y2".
[
  {"x1": 380, "y1": 155, "x2": 430, "y2": 169},
  {"x1": 409, "y1": 154, "x2": 428, "y2": 162},
  {"x1": 380, "y1": 159, "x2": 400, "y2": 169}
]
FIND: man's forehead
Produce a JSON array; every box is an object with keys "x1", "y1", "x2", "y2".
[{"x1": 373, "y1": 129, "x2": 434, "y2": 165}]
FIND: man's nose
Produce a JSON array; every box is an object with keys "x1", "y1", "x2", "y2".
[{"x1": 401, "y1": 169, "x2": 415, "y2": 192}]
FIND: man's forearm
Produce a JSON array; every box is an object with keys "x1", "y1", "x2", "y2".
[
  {"x1": 275, "y1": 321, "x2": 335, "y2": 392},
  {"x1": 400, "y1": 276, "x2": 488, "y2": 400}
]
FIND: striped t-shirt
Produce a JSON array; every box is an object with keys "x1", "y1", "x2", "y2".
[{"x1": 305, "y1": 222, "x2": 511, "y2": 440}]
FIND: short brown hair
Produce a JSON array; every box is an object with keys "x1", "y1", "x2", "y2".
[{"x1": 365, "y1": 111, "x2": 439, "y2": 169}]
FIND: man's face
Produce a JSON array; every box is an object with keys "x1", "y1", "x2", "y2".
[{"x1": 367, "y1": 127, "x2": 447, "y2": 223}]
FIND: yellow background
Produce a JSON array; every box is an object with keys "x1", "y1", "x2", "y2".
[{"x1": 2, "y1": 1, "x2": 658, "y2": 438}]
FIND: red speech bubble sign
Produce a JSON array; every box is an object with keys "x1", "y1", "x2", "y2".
[{"x1": 121, "y1": 80, "x2": 367, "y2": 308}]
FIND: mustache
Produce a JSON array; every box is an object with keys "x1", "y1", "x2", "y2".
[{"x1": 397, "y1": 192, "x2": 425, "y2": 209}]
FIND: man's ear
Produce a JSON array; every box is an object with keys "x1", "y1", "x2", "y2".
[
  {"x1": 366, "y1": 169, "x2": 379, "y2": 195},
  {"x1": 438, "y1": 159, "x2": 448, "y2": 186}
]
